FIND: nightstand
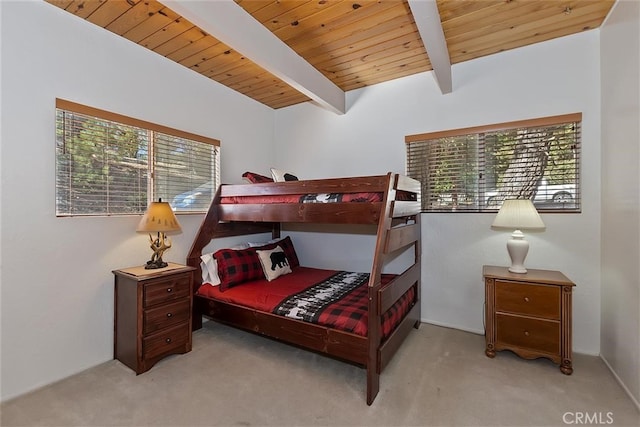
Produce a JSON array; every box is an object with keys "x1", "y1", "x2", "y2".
[
  {"x1": 113, "y1": 263, "x2": 196, "y2": 374},
  {"x1": 483, "y1": 265, "x2": 575, "y2": 374}
]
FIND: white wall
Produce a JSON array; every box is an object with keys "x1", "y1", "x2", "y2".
[
  {"x1": 275, "y1": 31, "x2": 602, "y2": 353},
  {"x1": 0, "y1": 0, "x2": 621, "y2": 405},
  {"x1": 0, "y1": 1, "x2": 274, "y2": 401},
  {"x1": 600, "y1": 0, "x2": 640, "y2": 407}
]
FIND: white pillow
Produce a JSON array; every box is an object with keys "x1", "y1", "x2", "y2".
[
  {"x1": 270, "y1": 167, "x2": 287, "y2": 182},
  {"x1": 200, "y1": 253, "x2": 221, "y2": 286},
  {"x1": 247, "y1": 237, "x2": 281, "y2": 247},
  {"x1": 200, "y1": 241, "x2": 269, "y2": 285},
  {"x1": 270, "y1": 168, "x2": 299, "y2": 182},
  {"x1": 256, "y1": 245, "x2": 292, "y2": 281},
  {"x1": 200, "y1": 240, "x2": 273, "y2": 285},
  {"x1": 230, "y1": 242, "x2": 250, "y2": 250}
]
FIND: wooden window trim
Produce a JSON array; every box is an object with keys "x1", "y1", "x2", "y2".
[
  {"x1": 56, "y1": 98, "x2": 220, "y2": 147},
  {"x1": 405, "y1": 113, "x2": 583, "y2": 144}
]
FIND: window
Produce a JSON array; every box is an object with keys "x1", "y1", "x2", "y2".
[
  {"x1": 406, "y1": 113, "x2": 581, "y2": 213},
  {"x1": 55, "y1": 99, "x2": 220, "y2": 216}
]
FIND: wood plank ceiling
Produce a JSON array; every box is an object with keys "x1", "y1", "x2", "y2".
[{"x1": 46, "y1": 0, "x2": 615, "y2": 110}]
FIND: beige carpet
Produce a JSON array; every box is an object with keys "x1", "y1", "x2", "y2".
[{"x1": 1, "y1": 323, "x2": 638, "y2": 427}]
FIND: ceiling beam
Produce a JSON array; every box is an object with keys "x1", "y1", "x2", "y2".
[
  {"x1": 164, "y1": 0, "x2": 346, "y2": 114},
  {"x1": 408, "y1": 0, "x2": 452, "y2": 94}
]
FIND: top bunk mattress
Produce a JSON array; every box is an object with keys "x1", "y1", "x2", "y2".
[
  {"x1": 221, "y1": 192, "x2": 385, "y2": 204},
  {"x1": 218, "y1": 174, "x2": 419, "y2": 205},
  {"x1": 197, "y1": 266, "x2": 415, "y2": 338}
]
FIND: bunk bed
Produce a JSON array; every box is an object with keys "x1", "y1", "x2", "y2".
[{"x1": 186, "y1": 172, "x2": 422, "y2": 405}]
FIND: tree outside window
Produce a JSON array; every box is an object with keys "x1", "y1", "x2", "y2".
[
  {"x1": 55, "y1": 99, "x2": 220, "y2": 216},
  {"x1": 406, "y1": 113, "x2": 581, "y2": 213}
]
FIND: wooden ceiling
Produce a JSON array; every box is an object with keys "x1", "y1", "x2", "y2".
[{"x1": 46, "y1": 0, "x2": 615, "y2": 110}]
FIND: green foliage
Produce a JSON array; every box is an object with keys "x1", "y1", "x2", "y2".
[
  {"x1": 56, "y1": 111, "x2": 147, "y2": 215},
  {"x1": 56, "y1": 109, "x2": 218, "y2": 216}
]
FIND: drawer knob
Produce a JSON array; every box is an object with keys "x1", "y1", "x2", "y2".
[
  {"x1": 166, "y1": 288, "x2": 173, "y2": 293},
  {"x1": 524, "y1": 331, "x2": 530, "y2": 337},
  {"x1": 165, "y1": 338, "x2": 172, "y2": 344},
  {"x1": 166, "y1": 312, "x2": 173, "y2": 318},
  {"x1": 523, "y1": 297, "x2": 530, "y2": 302}
]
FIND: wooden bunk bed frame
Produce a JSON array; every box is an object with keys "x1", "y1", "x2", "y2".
[{"x1": 186, "y1": 172, "x2": 421, "y2": 405}]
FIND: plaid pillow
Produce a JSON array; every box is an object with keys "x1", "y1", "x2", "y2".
[
  {"x1": 213, "y1": 236, "x2": 300, "y2": 291},
  {"x1": 214, "y1": 247, "x2": 264, "y2": 292},
  {"x1": 242, "y1": 171, "x2": 273, "y2": 183}
]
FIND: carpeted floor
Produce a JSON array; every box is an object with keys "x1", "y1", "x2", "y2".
[{"x1": 1, "y1": 322, "x2": 638, "y2": 426}]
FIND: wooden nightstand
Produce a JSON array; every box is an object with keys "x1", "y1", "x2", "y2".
[
  {"x1": 483, "y1": 265, "x2": 575, "y2": 374},
  {"x1": 113, "y1": 263, "x2": 196, "y2": 374}
]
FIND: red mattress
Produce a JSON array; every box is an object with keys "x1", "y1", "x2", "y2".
[
  {"x1": 197, "y1": 266, "x2": 415, "y2": 338},
  {"x1": 221, "y1": 192, "x2": 384, "y2": 204}
]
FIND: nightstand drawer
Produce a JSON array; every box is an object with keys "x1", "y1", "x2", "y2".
[
  {"x1": 143, "y1": 299, "x2": 191, "y2": 334},
  {"x1": 143, "y1": 274, "x2": 191, "y2": 307},
  {"x1": 495, "y1": 280, "x2": 560, "y2": 319},
  {"x1": 496, "y1": 314, "x2": 560, "y2": 355},
  {"x1": 143, "y1": 322, "x2": 190, "y2": 360}
]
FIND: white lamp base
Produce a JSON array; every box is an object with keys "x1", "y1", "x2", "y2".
[{"x1": 506, "y1": 230, "x2": 529, "y2": 274}]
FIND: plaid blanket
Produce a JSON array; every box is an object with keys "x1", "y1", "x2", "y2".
[
  {"x1": 199, "y1": 266, "x2": 416, "y2": 337},
  {"x1": 221, "y1": 192, "x2": 384, "y2": 205},
  {"x1": 273, "y1": 271, "x2": 370, "y2": 334},
  {"x1": 299, "y1": 193, "x2": 343, "y2": 203}
]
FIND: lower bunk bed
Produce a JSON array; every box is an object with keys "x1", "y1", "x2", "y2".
[
  {"x1": 197, "y1": 264, "x2": 418, "y2": 361},
  {"x1": 187, "y1": 172, "x2": 422, "y2": 405}
]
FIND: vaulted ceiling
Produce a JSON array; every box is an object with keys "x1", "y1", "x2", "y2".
[{"x1": 46, "y1": 0, "x2": 615, "y2": 113}]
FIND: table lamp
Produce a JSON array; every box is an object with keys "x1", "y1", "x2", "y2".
[
  {"x1": 491, "y1": 199, "x2": 545, "y2": 273},
  {"x1": 136, "y1": 199, "x2": 182, "y2": 269}
]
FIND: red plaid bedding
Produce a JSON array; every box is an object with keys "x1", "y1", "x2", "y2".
[
  {"x1": 221, "y1": 192, "x2": 384, "y2": 205},
  {"x1": 221, "y1": 190, "x2": 417, "y2": 205},
  {"x1": 197, "y1": 267, "x2": 415, "y2": 338}
]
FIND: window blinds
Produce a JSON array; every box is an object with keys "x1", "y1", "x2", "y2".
[
  {"x1": 55, "y1": 99, "x2": 219, "y2": 216},
  {"x1": 406, "y1": 113, "x2": 581, "y2": 213}
]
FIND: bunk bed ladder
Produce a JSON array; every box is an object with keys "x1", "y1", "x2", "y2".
[{"x1": 365, "y1": 173, "x2": 422, "y2": 405}]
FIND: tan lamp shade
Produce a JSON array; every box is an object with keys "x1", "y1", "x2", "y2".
[
  {"x1": 137, "y1": 200, "x2": 181, "y2": 269},
  {"x1": 136, "y1": 201, "x2": 182, "y2": 233}
]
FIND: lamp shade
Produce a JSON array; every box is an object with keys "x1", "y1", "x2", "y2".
[
  {"x1": 491, "y1": 199, "x2": 545, "y2": 231},
  {"x1": 136, "y1": 201, "x2": 182, "y2": 233}
]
